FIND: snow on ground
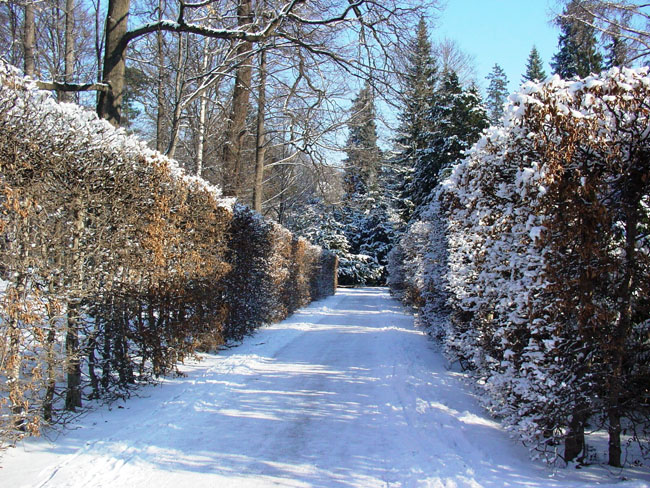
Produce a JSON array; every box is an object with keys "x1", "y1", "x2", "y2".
[{"x1": 1, "y1": 288, "x2": 649, "y2": 487}]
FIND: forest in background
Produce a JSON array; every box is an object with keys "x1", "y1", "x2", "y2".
[{"x1": 1, "y1": 0, "x2": 650, "y2": 470}]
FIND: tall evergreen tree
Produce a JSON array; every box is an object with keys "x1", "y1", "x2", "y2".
[
  {"x1": 344, "y1": 81, "x2": 381, "y2": 197},
  {"x1": 485, "y1": 63, "x2": 509, "y2": 125},
  {"x1": 522, "y1": 46, "x2": 547, "y2": 83},
  {"x1": 394, "y1": 17, "x2": 438, "y2": 222},
  {"x1": 409, "y1": 70, "x2": 488, "y2": 219},
  {"x1": 551, "y1": 0, "x2": 603, "y2": 78},
  {"x1": 308, "y1": 80, "x2": 396, "y2": 286}
]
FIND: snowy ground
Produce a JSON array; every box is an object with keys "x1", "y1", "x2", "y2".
[{"x1": 1, "y1": 288, "x2": 649, "y2": 487}]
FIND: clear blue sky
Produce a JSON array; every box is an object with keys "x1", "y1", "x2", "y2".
[{"x1": 432, "y1": 0, "x2": 561, "y2": 93}]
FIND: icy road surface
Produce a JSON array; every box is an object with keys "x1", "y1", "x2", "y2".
[{"x1": 2, "y1": 288, "x2": 649, "y2": 487}]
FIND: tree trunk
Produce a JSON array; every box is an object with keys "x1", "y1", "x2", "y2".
[
  {"x1": 61, "y1": 0, "x2": 76, "y2": 102},
  {"x1": 165, "y1": 32, "x2": 186, "y2": 159},
  {"x1": 23, "y1": 1, "x2": 36, "y2": 77},
  {"x1": 196, "y1": 38, "x2": 211, "y2": 177},
  {"x1": 7, "y1": 276, "x2": 27, "y2": 431},
  {"x1": 155, "y1": 0, "x2": 167, "y2": 153},
  {"x1": 607, "y1": 175, "x2": 642, "y2": 467},
  {"x1": 87, "y1": 332, "x2": 100, "y2": 399},
  {"x1": 43, "y1": 324, "x2": 57, "y2": 422},
  {"x1": 96, "y1": 0, "x2": 130, "y2": 126},
  {"x1": 43, "y1": 276, "x2": 59, "y2": 422},
  {"x1": 65, "y1": 301, "x2": 82, "y2": 410},
  {"x1": 65, "y1": 202, "x2": 85, "y2": 411},
  {"x1": 564, "y1": 406, "x2": 586, "y2": 463},
  {"x1": 221, "y1": 0, "x2": 253, "y2": 197},
  {"x1": 253, "y1": 48, "x2": 267, "y2": 212},
  {"x1": 94, "y1": 0, "x2": 104, "y2": 85}
]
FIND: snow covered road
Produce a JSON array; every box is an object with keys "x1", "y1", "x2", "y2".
[{"x1": 2, "y1": 288, "x2": 648, "y2": 487}]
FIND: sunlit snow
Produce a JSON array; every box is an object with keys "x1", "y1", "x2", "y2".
[{"x1": 1, "y1": 289, "x2": 648, "y2": 487}]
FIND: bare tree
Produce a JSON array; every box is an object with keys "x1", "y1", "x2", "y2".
[
  {"x1": 221, "y1": 0, "x2": 254, "y2": 197},
  {"x1": 253, "y1": 47, "x2": 268, "y2": 212},
  {"x1": 432, "y1": 37, "x2": 477, "y2": 86}
]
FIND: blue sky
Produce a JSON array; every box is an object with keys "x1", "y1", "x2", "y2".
[{"x1": 431, "y1": 0, "x2": 561, "y2": 92}]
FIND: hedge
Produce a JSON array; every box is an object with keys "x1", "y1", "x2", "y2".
[{"x1": 0, "y1": 61, "x2": 337, "y2": 447}]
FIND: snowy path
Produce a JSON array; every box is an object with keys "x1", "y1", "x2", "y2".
[{"x1": 2, "y1": 288, "x2": 648, "y2": 487}]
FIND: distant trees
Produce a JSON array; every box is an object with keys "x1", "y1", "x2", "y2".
[
  {"x1": 344, "y1": 81, "x2": 382, "y2": 196},
  {"x1": 522, "y1": 45, "x2": 547, "y2": 83},
  {"x1": 288, "y1": 78, "x2": 403, "y2": 286},
  {"x1": 485, "y1": 63, "x2": 509, "y2": 124}
]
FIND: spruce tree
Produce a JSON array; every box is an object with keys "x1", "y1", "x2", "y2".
[
  {"x1": 551, "y1": 0, "x2": 603, "y2": 78},
  {"x1": 344, "y1": 81, "x2": 381, "y2": 197},
  {"x1": 522, "y1": 46, "x2": 547, "y2": 83},
  {"x1": 394, "y1": 16, "x2": 438, "y2": 222},
  {"x1": 409, "y1": 70, "x2": 488, "y2": 218},
  {"x1": 485, "y1": 63, "x2": 509, "y2": 125}
]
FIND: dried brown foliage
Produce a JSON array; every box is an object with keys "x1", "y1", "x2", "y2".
[{"x1": 0, "y1": 63, "x2": 337, "y2": 448}]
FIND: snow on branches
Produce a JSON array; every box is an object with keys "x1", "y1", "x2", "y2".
[
  {"x1": 0, "y1": 61, "x2": 337, "y2": 448},
  {"x1": 391, "y1": 67, "x2": 650, "y2": 466}
]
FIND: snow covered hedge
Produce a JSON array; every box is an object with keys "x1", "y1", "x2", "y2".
[
  {"x1": 390, "y1": 68, "x2": 650, "y2": 466},
  {"x1": 0, "y1": 62, "x2": 337, "y2": 447}
]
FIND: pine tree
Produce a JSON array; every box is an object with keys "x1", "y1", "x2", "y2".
[
  {"x1": 522, "y1": 46, "x2": 547, "y2": 83},
  {"x1": 485, "y1": 63, "x2": 509, "y2": 125},
  {"x1": 551, "y1": 0, "x2": 603, "y2": 78},
  {"x1": 394, "y1": 17, "x2": 438, "y2": 222},
  {"x1": 344, "y1": 81, "x2": 381, "y2": 197}
]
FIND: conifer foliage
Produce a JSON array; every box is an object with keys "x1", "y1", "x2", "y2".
[
  {"x1": 344, "y1": 81, "x2": 382, "y2": 196},
  {"x1": 393, "y1": 18, "x2": 489, "y2": 223},
  {"x1": 394, "y1": 17, "x2": 438, "y2": 221},
  {"x1": 552, "y1": 0, "x2": 603, "y2": 78},
  {"x1": 407, "y1": 70, "x2": 488, "y2": 220},
  {"x1": 390, "y1": 68, "x2": 650, "y2": 467},
  {"x1": 522, "y1": 46, "x2": 547, "y2": 83},
  {"x1": 485, "y1": 63, "x2": 509, "y2": 124}
]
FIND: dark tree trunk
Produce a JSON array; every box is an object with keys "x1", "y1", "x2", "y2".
[
  {"x1": 65, "y1": 301, "x2": 83, "y2": 411},
  {"x1": 23, "y1": 1, "x2": 36, "y2": 76},
  {"x1": 607, "y1": 160, "x2": 644, "y2": 467},
  {"x1": 61, "y1": 0, "x2": 76, "y2": 102},
  {"x1": 564, "y1": 406, "x2": 586, "y2": 463},
  {"x1": 253, "y1": 48, "x2": 267, "y2": 212},
  {"x1": 221, "y1": 0, "x2": 254, "y2": 197},
  {"x1": 96, "y1": 0, "x2": 130, "y2": 126},
  {"x1": 43, "y1": 323, "x2": 57, "y2": 422},
  {"x1": 65, "y1": 202, "x2": 85, "y2": 411}
]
